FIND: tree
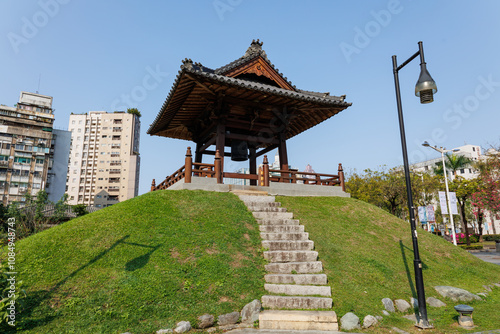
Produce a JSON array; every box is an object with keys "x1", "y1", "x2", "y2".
[
  {"x1": 433, "y1": 153, "x2": 472, "y2": 178},
  {"x1": 472, "y1": 150, "x2": 500, "y2": 234},
  {"x1": 72, "y1": 204, "x2": 89, "y2": 217},
  {"x1": 127, "y1": 108, "x2": 142, "y2": 117},
  {"x1": 346, "y1": 167, "x2": 440, "y2": 220},
  {"x1": 449, "y1": 177, "x2": 481, "y2": 245}
]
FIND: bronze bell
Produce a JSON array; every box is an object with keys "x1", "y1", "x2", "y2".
[{"x1": 231, "y1": 140, "x2": 248, "y2": 161}]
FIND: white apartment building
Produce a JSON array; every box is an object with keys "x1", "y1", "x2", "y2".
[
  {"x1": 412, "y1": 144, "x2": 482, "y2": 180},
  {"x1": 0, "y1": 92, "x2": 70, "y2": 205},
  {"x1": 66, "y1": 111, "x2": 140, "y2": 207}
]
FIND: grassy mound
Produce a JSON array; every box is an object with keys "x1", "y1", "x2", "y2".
[
  {"x1": 5, "y1": 191, "x2": 500, "y2": 333},
  {"x1": 277, "y1": 196, "x2": 500, "y2": 333},
  {"x1": 9, "y1": 190, "x2": 266, "y2": 333}
]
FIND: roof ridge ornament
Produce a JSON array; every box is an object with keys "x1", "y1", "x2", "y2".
[
  {"x1": 244, "y1": 39, "x2": 267, "y2": 59},
  {"x1": 181, "y1": 58, "x2": 194, "y2": 70}
]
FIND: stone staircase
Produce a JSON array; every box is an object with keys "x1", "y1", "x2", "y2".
[{"x1": 236, "y1": 191, "x2": 338, "y2": 331}]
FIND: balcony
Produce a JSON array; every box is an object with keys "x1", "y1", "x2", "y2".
[
  {"x1": 0, "y1": 161, "x2": 9, "y2": 167},
  {"x1": 109, "y1": 170, "x2": 121, "y2": 174}
]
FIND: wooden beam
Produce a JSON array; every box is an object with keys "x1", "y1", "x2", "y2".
[
  {"x1": 256, "y1": 144, "x2": 278, "y2": 158},
  {"x1": 249, "y1": 147, "x2": 257, "y2": 186},
  {"x1": 215, "y1": 122, "x2": 226, "y2": 172},
  {"x1": 185, "y1": 73, "x2": 217, "y2": 95},
  {"x1": 226, "y1": 132, "x2": 279, "y2": 145},
  {"x1": 205, "y1": 150, "x2": 231, "y2": 157},
  {"x1": 198, "y1": 136, "x2": 217, "y2": 154}
]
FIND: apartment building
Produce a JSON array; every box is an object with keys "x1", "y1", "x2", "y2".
[
  {"x1": 412, "y1": 144, "x2": 482, "y2": 180},
  {"x1": 0, "y1": 92, "x2": 70, "y2": 205},
  {"x1": 66, "y1": 111, "x2": 140, "y2": 207}
]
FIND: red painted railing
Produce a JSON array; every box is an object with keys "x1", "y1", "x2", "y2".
[{"x1": 151, "y1": 147, "x2": 345, "y2": 192}]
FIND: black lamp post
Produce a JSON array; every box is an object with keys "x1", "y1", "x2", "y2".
[{"x1": 392, "y1": 41, "x2": 437, "y2": 329}]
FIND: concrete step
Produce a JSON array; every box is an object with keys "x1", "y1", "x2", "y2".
[
  {"x1": 265, "y1": 274, "x2": 328, "y2": 285},
  {"x1": 259, "y1": 225, "x2": 305, "y2": 233},
  {"x1": 259, "y1": 219, "x2": 300, "y2": 226},
  {"x1": 248, "y1": 206, "x2": 287, "y2": 213},
  {"x1": 264, "y1": 284, "x2": 331, "y2": 297},
  {"x1": 253, "y1": 212, "x2": 294, "y2": 219},
  {"x1": 238, "y1": 195, "x2": 275, "y2": 203},
  {"x1": 265, "y1": 261, "x2": 323, "y2": 274},
  {"x1": 262, "y1": 295, "x2": 333, "y2": 309},
  {"x1": 264, "y1": 251, "x2": 318, "y2": 263},
  {"x1": 259, "y1": 310, "x2": 338, "y2": 331},
  {"x1": 261, "y1": 232, "x2": 309, "y2": 241},
  {"x1": 245, "y1": 202, "x2": 282, "y2": 208},
  {"x1": 262, "y1": 240, "x2": 314, "y2": 251}
]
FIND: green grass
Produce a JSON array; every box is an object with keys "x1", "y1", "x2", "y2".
[
  {"x1": 5, "y1": 190, "x2": 266, "y2": 334},
  {"x1": 5, "y1": 191, "x2": 500, "y2": 333},
  {"x1": 277, "y1": 196, "x2": 500, "y2": 333}
]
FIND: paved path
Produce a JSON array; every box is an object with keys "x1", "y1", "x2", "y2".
[{"x1": 469, "y1": 250, "x2": 500, "y2": 265}]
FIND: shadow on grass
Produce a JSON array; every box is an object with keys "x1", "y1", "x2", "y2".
[
  {"x1": 20, "y1": 235, "x2": 161, "y2": 332},
  {"x1": 400, "y1": 240, "x2": 417, "y2": 300}
]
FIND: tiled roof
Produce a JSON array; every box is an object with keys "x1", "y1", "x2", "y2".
[{"x1": 148, "y1": 40, "x2": 351, "y2": 138}]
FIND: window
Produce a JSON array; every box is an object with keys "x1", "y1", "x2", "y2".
[
  {"x1": 14, "y1": 157, "x2": 31, "y2": 164},
  {"x1": 72, "y1": 120, "x2": 75, "y2": 124},
  {"x1": 77, "y1": 128, "x2": 81, "y2": 133},
  {"x1": 469, "y1": 168, "x2": 472, "y2": 173},
  {"x1": 473, "y1": 147, "x2": 475, "y2": 152},
  {"x1": 460, "y1": 169, "x2": 465, "y2": 174}
]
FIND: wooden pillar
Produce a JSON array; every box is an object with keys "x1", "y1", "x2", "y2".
[
  {"x1": 249, "y1": 146, "x2": 257, "y2": 186},
  {"x1": 150, "y1": 179, "x2": 156, "y2": 192},
  {"x1": 195, "y1": 142, "x2": 203, "y2": 163},
  {"x1": 263, "y1": 155, "x2": 269, "y2": 187},
  {"x1": 215, "y1": 122, "x2": 225, "y2": 175},
  {"x1": 215, "y1": 150, "x2": 222, "y2": 184},
  {"x1": 338, "y1": 163, "x2": 345, "y2": 192},
  {"x1": 185, "y1": 147, "x2": 192, "y2": 184},
  {"x1": 278, "y1": 132, "x2": 289, "y2": 182}
]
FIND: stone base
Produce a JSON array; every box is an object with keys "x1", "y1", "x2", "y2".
[
  {"x1": 259, "y1": 310, "x2": 338, "y2": 331},
  {"x1": 458, "y1": 315, "x2": 474, "y2": 328},
  {"x1": 167, "y1": 177, "x2": 350, "y2": 197}
]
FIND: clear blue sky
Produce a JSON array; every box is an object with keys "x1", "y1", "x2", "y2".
[{"x1": 1, "y1": 0, "x2": 499, "y2": 195}]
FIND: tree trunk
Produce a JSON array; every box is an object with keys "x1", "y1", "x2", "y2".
[
  {"x1": 458, "y1": 199, "x2": 470, "y2": 246},
  {"x1": 478, "y1": 210, "x2": 484, "y2": 243}
]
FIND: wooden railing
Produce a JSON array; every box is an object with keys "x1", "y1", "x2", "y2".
[{"x1": 151, "y1": 147, "x2": 345, "y2": 192}]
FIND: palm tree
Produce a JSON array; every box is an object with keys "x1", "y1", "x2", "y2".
[{"x1": 433, "y1": 153, "x2": 472, "y2": 178}]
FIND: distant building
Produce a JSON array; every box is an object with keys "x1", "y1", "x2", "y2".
[
  {"x1": 46, "y1": 129, "x2": 71, "y2": 202},
  {"x1": 411, "y1": 144, "x2": 500, "y2": 235},
  {"x1": 66, "y1": 111, "x2": 140, "y2": 207},
  {"x1": 412, "y1": 144, "x2": 482, "y2": 180},
  {"x1": 0, "y1": 92, "x2": 69, "y2": 205}
]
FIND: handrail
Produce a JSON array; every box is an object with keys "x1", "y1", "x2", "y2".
[{"x1": 151, "y1": 147, "x2": 345, "y2": 192}]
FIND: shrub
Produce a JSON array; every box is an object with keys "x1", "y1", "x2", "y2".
[
  {"x1": 459, "y1": 245, "x2": 483, "y2": 250},
  {"x1": 483, "y1": 234, "x2": 500, "y2": 241},
  {"x1": 455, "y1": 233, "x2": 480, "y2": 244}
]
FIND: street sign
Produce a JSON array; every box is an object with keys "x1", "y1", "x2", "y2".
[
  {"x1": 438, "y1": 191, "x2": 448, "y2": 214},
  {"x1": 449, "y1": 192, "x2": 459, "y2": 215}
]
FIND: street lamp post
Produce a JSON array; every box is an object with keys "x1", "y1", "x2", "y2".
[
  {"x1": 422, "y1": 142, "x2": 459, "y2": 246},
  {"x1": 392, "y1": 41, "x2": 436, "y2": 329}
]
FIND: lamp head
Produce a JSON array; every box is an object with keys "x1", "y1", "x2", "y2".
[
  {"x1": 422, "y1": 141, "x2": 430, "y2": 147},
  {"x1": 415, "y1": 63, "x2": 437, "y2": 104}
]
